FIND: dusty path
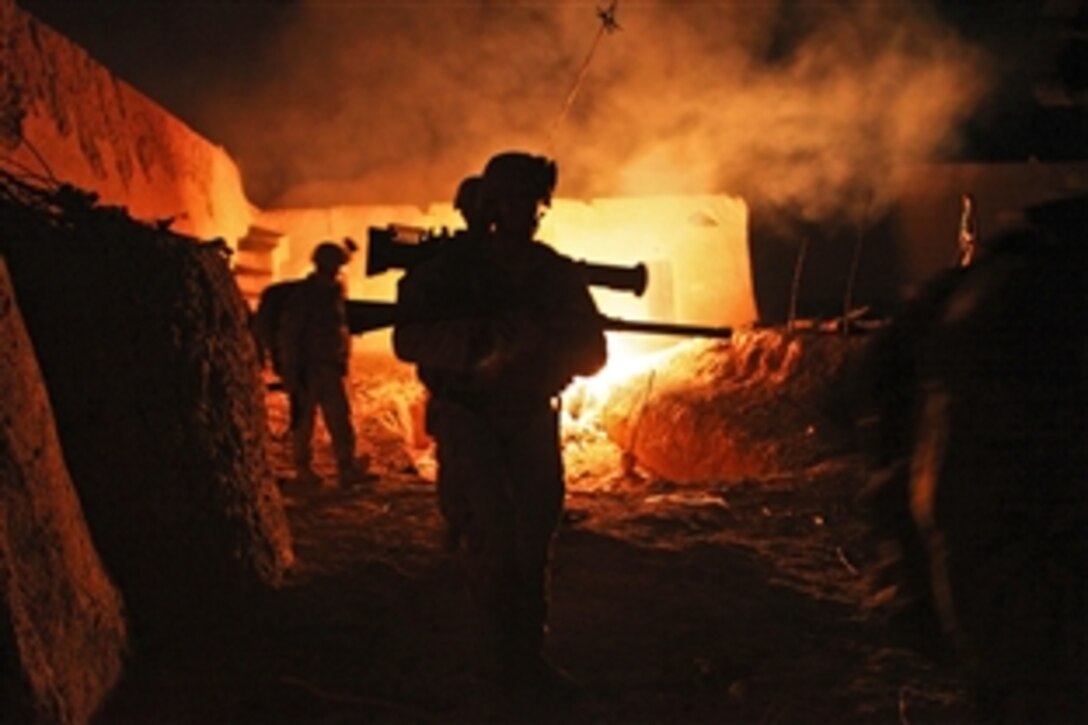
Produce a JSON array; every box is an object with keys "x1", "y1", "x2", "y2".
[
  {"x1": 99, "y1": 464, "x2": 970, "y2": 723},
  {"x1": 97, "y1": 355, "x2": 972, "y2": 723}
]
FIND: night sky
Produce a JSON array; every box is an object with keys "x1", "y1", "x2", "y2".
[{"x1": 15, "y1": 1, "x2": 1087, "y2": 209}]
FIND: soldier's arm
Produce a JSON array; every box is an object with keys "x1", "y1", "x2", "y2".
[
  {"x1": 276, "y1": 291, "x2": 307, "y2": 387},
  {"x1": 552, "y1": 267, "x2": 607, "y2": 378},
  {"x1": 392, "y1": 271, "x2": 497, "y2": 373}
]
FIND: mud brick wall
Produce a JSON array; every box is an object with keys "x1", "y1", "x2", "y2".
[{"x1": 0, "y1": 0, "x2": 253, "y2": 244}]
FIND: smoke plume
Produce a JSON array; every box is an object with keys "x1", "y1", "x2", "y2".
[{"x1": 200, "y1": 0, "x2": 991, "y2": 222}]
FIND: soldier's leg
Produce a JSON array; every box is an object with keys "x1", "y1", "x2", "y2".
[
  {"x1": 313, "y1": 366, "x2": 358, "y2": 480},
  {"x1": 428, "y1": 399, "x2": 471, "y2": 548},
  {"x1": 501, "y1": 405, "x2": 565, "y2": 668},
  {"x1": 290, "y1": 379, "x2": 319, "y2": 482},
  {"x1": 429, "y1": 400, "x2": 518, "y2": 670},
  {"x1": 494, "y1": 404, "x2": 579, "y2": 711}
]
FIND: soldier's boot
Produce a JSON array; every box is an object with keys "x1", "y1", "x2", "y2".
[
  {"x1": 337, "y1": 453, "x2": 376, "y2": 488},
  {"x1": 293, "y1": 453, "x2": 322, "y2": 486},
  {"x1": 292, "y1": 426, "x2": 322, "y2": 486},
  {"x1": 497, "y1": 624, "x2": 580, "y2": 717}
]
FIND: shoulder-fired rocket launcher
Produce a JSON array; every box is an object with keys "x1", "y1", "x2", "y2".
[{"x1": 347, "y1": 225, "x2": 733, "y2": 340}]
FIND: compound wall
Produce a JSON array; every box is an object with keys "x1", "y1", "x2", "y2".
[{"x1": 1, "y1": 0, "x2": 254, "y2": 243}]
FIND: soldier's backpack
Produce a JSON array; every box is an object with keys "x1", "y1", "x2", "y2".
[{"x1": 251, "y1": 280, "x2": 302, "y2": 374}]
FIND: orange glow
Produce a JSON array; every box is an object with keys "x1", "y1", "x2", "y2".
[
  {"x1": 589, "y1": 334, "x2": 670, "y2": 390},
  {"x1": 563, "y1": 334, "x2": 677, "y2": 424},
  {"x1": 541, "y1": 195, "x2": 754, "y2": 331},
  {"x1": 260, "y1": 192, "x2": 756, "y2": 359}
]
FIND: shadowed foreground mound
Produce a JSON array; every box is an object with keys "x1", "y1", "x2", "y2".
[
  {"x1": 863, "y1": 211, "x2": 1088, "y2": 722},
  {"x1": 0, "y1": 260, "x2": 126, "y2": 723},
  {"x1": 0, "y1": 174, "x2": 293, "y2": 645}
]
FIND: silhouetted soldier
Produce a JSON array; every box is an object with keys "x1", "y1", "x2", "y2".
[
  {"x1": 394, "y1": 152, "x2": 607, "y2": 707},
  {"x1": 277, "y1": 241, "x2": 370, "y2": 488}
]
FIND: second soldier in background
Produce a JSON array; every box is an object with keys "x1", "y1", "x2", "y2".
[{"x1": 277, "y1": 241, "x2": 371, "y2": 488}]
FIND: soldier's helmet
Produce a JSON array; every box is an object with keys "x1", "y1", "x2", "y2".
[
  {"x1": 454, "y1": 176, "x2": 483, "y2": 215},
  {"x1": 311, "y1": 241, "x2": 350, "y2": 270},
  {"x1": 480, "y1": 151, "x2": 558, "y2": 208}
]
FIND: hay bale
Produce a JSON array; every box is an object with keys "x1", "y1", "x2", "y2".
[
  {"x1": 0, "y1": 179, "x2": 293, "y2": 639},
  {"x1": 0, "y1": 259, "x2": 127, "y2": 723}
]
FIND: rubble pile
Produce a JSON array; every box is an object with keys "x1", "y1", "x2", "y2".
[{"x1": 0, "y1": 171, "x2": 293, "y2": 639}]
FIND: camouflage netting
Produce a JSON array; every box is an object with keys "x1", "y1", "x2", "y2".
[
  {"x1": 0, "y1": 260, "x2": 127, "y2": 724},
  {"x1": 598, "y1": 329, "x2": 872, "y2": 482},
  {"x1": 0, "y1": 172, "x2": 293, "y2": 639}
]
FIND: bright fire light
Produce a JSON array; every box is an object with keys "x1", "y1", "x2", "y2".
[
  {"x1": 564, "y1": 334, "x2": 677, "y2": 421},
  {"x1": 594, "y1": 334, "x2": 672, "y2": 388}
]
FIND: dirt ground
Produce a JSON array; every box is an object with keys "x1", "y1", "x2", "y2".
[{"x1": 96, "y1": 351, "x2": 974, "y2": 724}]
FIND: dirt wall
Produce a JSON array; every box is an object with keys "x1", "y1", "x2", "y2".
[
  {"x1": 598, "y1": 330, "x2": 869, "y2": 482},
  {"x1": 0, "y1": 176, "x2": 293, "y2": 642},
  {"x1": 0, "y1": 259, "x2": 127, "y2": 724}
]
